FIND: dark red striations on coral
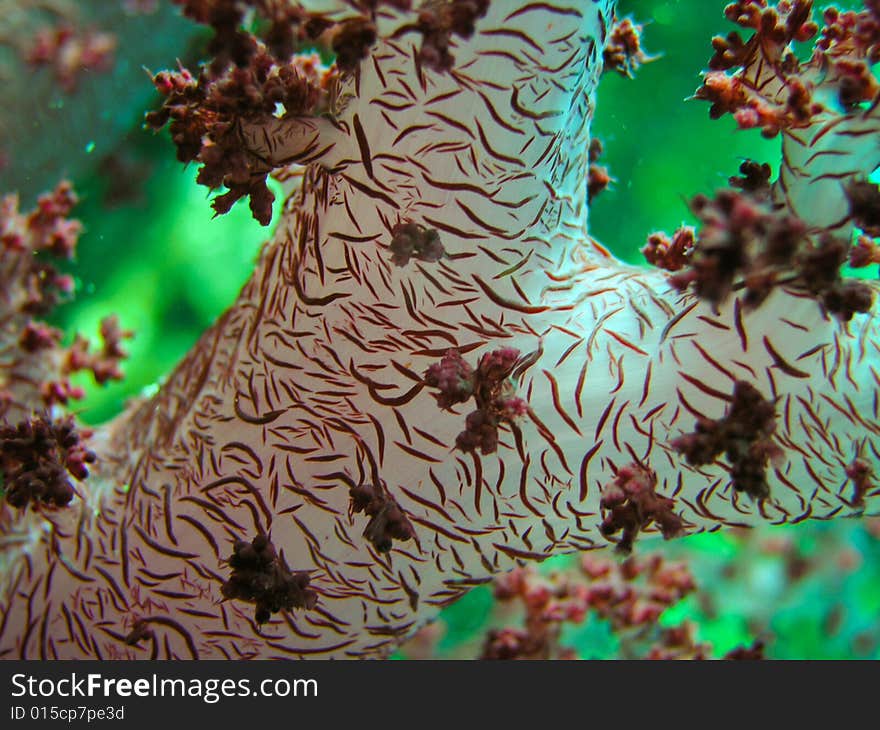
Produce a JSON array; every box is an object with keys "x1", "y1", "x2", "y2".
[{"x1": 150, "y1": 2, "x2": 494, "y2": 223}]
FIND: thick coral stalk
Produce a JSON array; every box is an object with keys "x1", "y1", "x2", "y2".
[{"x1": 1, "y1": 0, "x2": 879, "y2": 659}]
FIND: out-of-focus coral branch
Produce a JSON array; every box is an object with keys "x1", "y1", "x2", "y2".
[
  {"x1": 0, "y1": 2, "x2": 203, "y2": 201},
  {"x1": 1, "y1": 181, "x2": 81, "y2": 418},
  {"x1": 0, "y1": 183, "x2": 131, "y2": 419},
  {"x1": 480, "y1": 555, "x2": 707, "y2": 660},
  {"x1": 25, "y1": 24, "x2": 116, "y2": 93},
  {"x1": 0, "y1": 179, "x2": 130, "y2": 592}
]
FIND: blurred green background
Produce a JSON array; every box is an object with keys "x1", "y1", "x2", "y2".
[{"x1": 5, "y1": 0, "x2": 879, "y2": 658}]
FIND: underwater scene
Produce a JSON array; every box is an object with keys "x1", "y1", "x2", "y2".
[{"x1": 1, "y1": 0, "x2": 879, "y2": 660}]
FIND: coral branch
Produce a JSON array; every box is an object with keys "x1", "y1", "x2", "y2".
[{"x1": 3, "y1": 0, "x2": 880, "y2": 662}]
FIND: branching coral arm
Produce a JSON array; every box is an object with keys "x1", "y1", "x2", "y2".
[{"x1": 1, "y1": 0, "x2": 879, "y2": 660}]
